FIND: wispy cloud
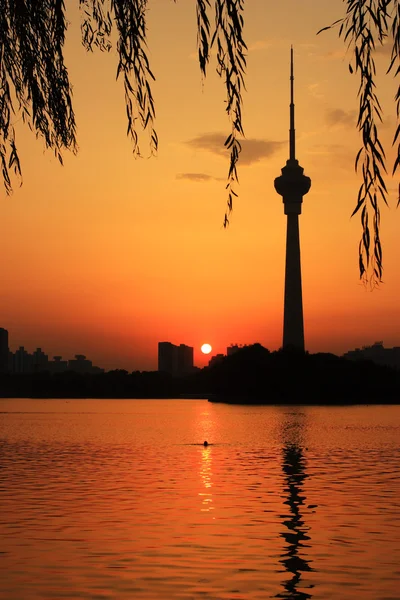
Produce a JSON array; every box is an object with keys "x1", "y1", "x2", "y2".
[
  {"x1": 322, "y1": 49, "x2": 347, "y2": 61},
  {"x1": 176, "y1": 172, "x2": 222, "y2": 183},
  {"x1": 322, "y1": 40, "x2": 392, "y2": 61},
  {"x1": 185, "y1": 132, "x2": 284, "y2": 166},
  {"x1": 327, "y1": 108, "x2": 394, "y2": 131},
  {"x1": 326, "y1": 108, "x2": 357, "y2": 128},
  {"x1": 308, "y1": 83, "x2": 325, "y2": 100},
  {"x1": 307, "y1": 143, "x2": 355, "y2": 170},
  {"x1": 248, "y1": 39, "x2": 271, "y2": 52}
]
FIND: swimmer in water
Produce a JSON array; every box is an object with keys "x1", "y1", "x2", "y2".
[{"x1": 203, "y1": 441, "x2": 208, "y2": 447}]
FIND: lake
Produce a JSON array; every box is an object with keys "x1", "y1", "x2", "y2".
[{"x1": 0, "y1": 399, "x2": 399, "y2": 599}]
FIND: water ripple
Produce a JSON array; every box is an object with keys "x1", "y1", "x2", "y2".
[{"x1": 0, "y1": 400, "x2": 399, "y2": 599}]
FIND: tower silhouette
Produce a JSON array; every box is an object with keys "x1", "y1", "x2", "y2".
[{"x1": 274, "y1": 48, "x2": 311, "y2": 352}]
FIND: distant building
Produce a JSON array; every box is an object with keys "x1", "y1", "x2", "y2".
[
  {"x1": 227, "y1": 344, "x2": 249, "y2": 356},
  {"x1": 343, "y1": 342, "x2": 400, "y2": 370},
  {"x1": 2, "y1": 329, "x2": 105, "y2": 373},
  {"x1": 178, "y1": 344, "x2": 194, "y2": 375},
  {"x1": 209, "y1": 353, "x2": 225, "y2": 367},
  {"x1": 158, "y1": 342, "x2": 178, "y2": 375},
  {"x1": 67, "y1": 354, "x2": 103, "y2": 374},
  {"x1": 13, "y1": 346, "x2": 33, "y2": 374},
  {"x1": 8, "y1": 351, "x2": 13, "y2": 372},
  {"x1": 68, "y1": 354, "x2": 93, "y2": 373},
  {"x1": 32, "y1": 348, "x2": 49, "y2": 372},
  {"x1": 49, "y1": 356, "x2": 68, "y2": 373},
  {"x1": 0, "y1": 328, "x2": 9, "y2": 373},
  {"x1": 158, "y1": 342, "x2": 194, "y2": 376}
]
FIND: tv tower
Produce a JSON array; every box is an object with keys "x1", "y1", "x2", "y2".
[{"x1": 274, "y1": 48, "x2": 311, "y2": 352}]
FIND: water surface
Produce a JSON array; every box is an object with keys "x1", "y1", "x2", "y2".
[{"x1": 1, "y1": 399, "x2": 399, "y2": 599}]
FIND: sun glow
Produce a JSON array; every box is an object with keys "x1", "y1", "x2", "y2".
[{"x1": 201, "y1": 343, "x2": 212, "y2": 354}]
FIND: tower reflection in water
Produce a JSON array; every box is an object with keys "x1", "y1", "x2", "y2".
[{"x1": 277, "y1": 412, "x2": 314, "y2": 599}]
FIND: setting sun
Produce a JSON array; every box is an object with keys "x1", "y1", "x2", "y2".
[{"x1": 201, "y1": 343, "x2": 212, "y2": 355}]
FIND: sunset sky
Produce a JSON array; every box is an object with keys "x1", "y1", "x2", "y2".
[{"x1": 1, "y1": 0, "x2": 399, "y2": 371}]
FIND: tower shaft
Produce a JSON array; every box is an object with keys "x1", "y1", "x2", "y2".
[{"x1": 283, "y1": 213, "x2": 304, "y2": 350}]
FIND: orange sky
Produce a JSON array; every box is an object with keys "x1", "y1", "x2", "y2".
[{"x1": 1, "y1": 0, "x2": 399, "y2": 371}]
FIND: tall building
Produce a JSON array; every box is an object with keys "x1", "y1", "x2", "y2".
[
  {"x1": 0, "y1": 328, "x2": 9, "y2": 373},
  {"x1": 178, "y1": 344, "x2": 194, "y2": 375},
  {"x1": 13, "y1": 346, "x2": 33, "y2": 374},
  {"x1": 32, "y1": 348, "x2": 49, "y2": 372},
  {"x1": 158, "y1": 342, "x2": 194, "y2": 376},
  {"x1": 274, "y1": 48, "x2": 311, "y2": 352},
  {"x1": 158, "y1": 342, "x2": 178, "y2": 375}
]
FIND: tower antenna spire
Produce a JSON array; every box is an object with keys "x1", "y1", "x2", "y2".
[{"x1": 290, "y1": 46, "x2": 296, "y2": 161}]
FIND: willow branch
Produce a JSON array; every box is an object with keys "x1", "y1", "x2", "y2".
[
  {"x1": 112, "y1": 0, "x2": 157, "y2": 156},
  {"x1": 0, "y1": 0, "x2": 77, "y2": 194},
  {"x1": 211, "y1": 0, "x2": 246, "y2": 226},
  {"x1": 80, "y1": 0, "x2": 112, "y2": 52},
  {"x1": 320, "y1": 0, "x2": 400, "y2": 286}
]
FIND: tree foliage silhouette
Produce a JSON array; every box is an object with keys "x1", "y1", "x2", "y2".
[
  {"x1": 320, "y1": 0, "x2": 400, "y2": 286},
  {"x1": 0, "y1": 0, "x2": 399, "y2": 284}
]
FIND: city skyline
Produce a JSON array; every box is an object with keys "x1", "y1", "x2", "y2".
[
  {"x1": 0, "y1": 0, "x2": 399, "y2": 372},
  {"x1": 2, "y1": 326, "x2": 399, "y2": 374},
  {"x1": 0, "y1": 327, "x2": 104, "y2": 374}
]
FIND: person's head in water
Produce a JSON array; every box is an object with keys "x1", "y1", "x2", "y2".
[{"x1": 203, "y1": 440, "x2": 208, "y2": 447}]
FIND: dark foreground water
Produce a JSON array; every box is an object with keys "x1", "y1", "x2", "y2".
[{"x1": 0, "y1": 400, "x2": 399, "y2": 600}]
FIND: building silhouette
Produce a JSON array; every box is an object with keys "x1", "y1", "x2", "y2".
[
  {"x1": 158, "y1": 342, "x2": 194, "y2": 376},
  {"x1": 33, "y1": 348, "x2": 49, "y2": 372},
  {"x1": 68, "y1": 354, "x2": 93, "y2": 373},
  {"x1": 13, "y1": 346, "x2": 33, "y2": 374},
  {"x1": 178, "y1": 344, "x2": 194, "y2": 375},
  {"x1": 49, "y1": 356, "x2": 68, "y2": 373},
  {"x1": 158, "y1": 342, "x2": 178, "y2": 375},
  {"x1": 208, "y1": 353, "x2": 225, "y2": 367},
  {"x1": 0, "y1": 328, "x2": 9, "y2": 373},
  {"x1": 274, "y1": 48, "x2": 311, "y2": 352},
  {"x1": 344, "y1": 341, "x2": 400, "y2": 370},
  {"x1": 0, "y1": 327, "x2": 104, "y2": 374}
]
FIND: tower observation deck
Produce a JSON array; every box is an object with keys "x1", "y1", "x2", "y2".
[{"x1": 274, "y1": 48, "x2": 311, "y2": 352}]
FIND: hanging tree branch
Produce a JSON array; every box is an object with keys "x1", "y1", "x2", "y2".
[
  {"x1": 2, "y1": 0, "x2": 399, "y2": 286},
  {"x1": 1, "y1": 0, "x2": 245, "y2": 197},
  {"x1": 80, "y1": 0, "x2": 157, "y2": 156},
  {"x1": 388, "y1": 0, "x2": 400, "y2": 193},
  {"x1": 196, "y1": 0, "x2": 247, "y2": 225},
  {"x1": 112, "y1": 0, "x2": 157, "y2": 157},
  {"x1": 196, "y1": 0, "x2": 212, "y2": 77},
  {"x1": 80, "y1": 0, "x2": 113, "y2": 52},
  {"x1": 1, "y1": 0, "x2": 77, "y2": 194},
  {"x1": 213, "y1": 0, "x2": 246, "y2": 226},
  {"x1": 320, "y1": 0, "x2": 400, "y2": 286}
]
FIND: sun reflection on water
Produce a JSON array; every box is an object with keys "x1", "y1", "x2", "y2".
[{"x1": 199, "y1": 446, "x2": 214, "y2": 514}]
